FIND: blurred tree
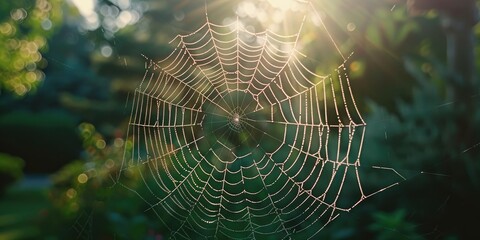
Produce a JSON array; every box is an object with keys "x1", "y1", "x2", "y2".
[
  {"x1": 312, "y1": 1, "x2": 479, "y2": 239},
  {"x1": 409, "y1": 0, "x2": 479, "y2": 170},
  {"x1": 363, "y1": 56, "x2": 480, "y2": 239},
  {"x1": 0, "y1": 3, "x2": 111, "y2": 173},
  {"x1": 358, "y1": 1, "x2": 480, "y2": 238},
  {"x1": 0, "y1": 0, "x2": 62, "y2": 96}
]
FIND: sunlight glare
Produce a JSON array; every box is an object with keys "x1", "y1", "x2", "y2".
[
  {"x1": 71, "y1": 0, "x2": 96, "y2": 17},
  {"x1": 70, "y1": 0, "x2": 100, "y2": 30},
  {"x1": 267, "y1": 0, "x2": 296, "y2": 11}
]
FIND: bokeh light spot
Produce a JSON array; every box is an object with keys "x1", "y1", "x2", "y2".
[
  {"x1": 26, "y1": 71, "x2": 37, "y2": 82},
  {"x1": 0, "y1": 23, "x2": 14, "y2": 35},
  {"x1": 41, "y1": 19, "x2": 53, "y2": 30},
  {"x1": 96, "y1": 139, "x2": 106, "y2": 149},
  {"x1": 11, "y1": 8, "x2": 27, "y2": 21},
  {"x1": 174, "y1": 11, "x2": 185, "y2": 22},
  {"x1": 77, "y1": 173, "x2": 89, "y2": 184},
  {"x1": 105, "y1": 159, "x2": 115, "y2": 169},
  {"x1": 66, "y1": 188, "x2": 77, "y2": 199},
  {"x1": 117, "y1": 11, "x2": 133, "y2": 28},
  {"x1": 14, "y1": 84, "x2": 27, "y2": 96},
  {"x1": 114, "y1": 138, "x2": 124, "y2": 148},
  {"x1": 347, "y1": 22, "x2": 356, "y2": 32},
  {"x1": 101, "y1": 45, "x2": 113, "y2": 57},
  {"x1": 349, "y1": 60, "x2": 365, "y2": 77}
]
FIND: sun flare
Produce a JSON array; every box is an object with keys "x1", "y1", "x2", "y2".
[{"x1": 266, "y1": 0, "x2": 297, "y2": 11}]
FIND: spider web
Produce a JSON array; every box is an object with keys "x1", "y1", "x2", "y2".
[{"x1": 120, "y1": 1, "x2": 399, "y2": 239}]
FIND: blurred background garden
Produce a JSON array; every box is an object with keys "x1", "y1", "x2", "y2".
[{"x1": 1, "y1": 0, "x2": 479, "y2": 239}]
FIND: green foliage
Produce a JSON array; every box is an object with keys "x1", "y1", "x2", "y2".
[
  {"x1": 0, "y1": 188, "x2": 48, "y2": 239},
  {"x1": 362, "y1": 55, "x2": 480, "y2": 238},
  {"x1": 0, "y1": 1, "x2": 120, "y2": 173},
  {"x1": 42, "y1": 123, "x2": 163, "y2": 239},
  {"x1": 365, "y1": 6, "x2": 420, "y2": 48},
  {"x1": 0, "y1": 153, "x2": 24, "y2": 195},
  {"x1": 0, "y1": 0, "x2": 62, "y2": 95},
  {"x1": 369, "y1": 209, "x2": 423, "y2": 240}
]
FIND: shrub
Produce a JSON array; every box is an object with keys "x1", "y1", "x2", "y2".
[
  {"x1": 42, "y1": 123, "x2": 163, "y2": 239},
  {"x1": 0, "y1": 153, "x2": 24, "y2": 195}
]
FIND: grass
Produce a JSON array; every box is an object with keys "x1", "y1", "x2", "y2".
[{"x1": 0, "y1": 187, "x2": 49, "y2": 240}]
